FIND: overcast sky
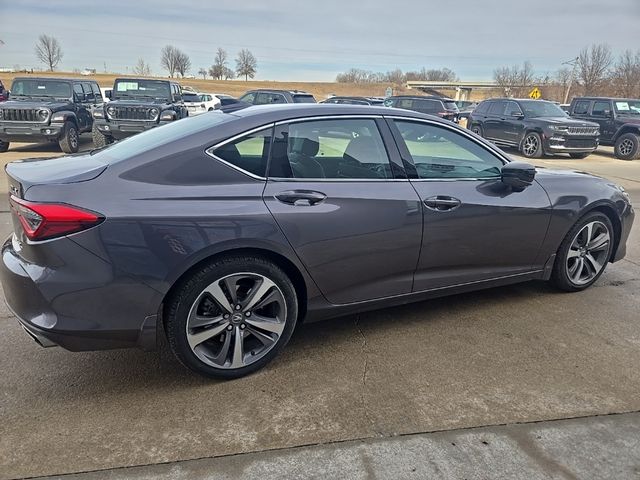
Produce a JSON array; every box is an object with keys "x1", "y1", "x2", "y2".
[{"x1": 0, "y1": 0, "x2": 638, "y2": 81}]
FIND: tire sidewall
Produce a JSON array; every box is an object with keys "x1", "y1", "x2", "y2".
[
  {"x1": 521, "y1": 132, "x2": 542, "y2": 158},
  {"x1": 615, "y1": 133, "x2": 639, "y2": 160},
  {"x1": 166, "y1": 257, "x2": 298, "y2": 379},
  {"x1": 60, "y1": 121, "x2": 79, "y2": 153},
  {"x1": 552, "y1": 211, "x2": 614, "y2": 291},
  {"x1": 471, "y1": 125, "x2": 483, "y2": 137}
]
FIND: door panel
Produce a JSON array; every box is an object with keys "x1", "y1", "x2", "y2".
[{"x1": 483, "y1": 101, "x2": 506, "y2": 141}]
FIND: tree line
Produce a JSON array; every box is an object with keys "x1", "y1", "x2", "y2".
[{"x1": 336, "y1": 67, "x2": 458, "y2": 84}]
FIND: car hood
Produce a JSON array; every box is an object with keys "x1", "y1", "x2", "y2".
[
  {"x1": 537, "y1": 116, "x2": 600, "y2": 127},
  {"x1": 0, "y1": 99, "x2": 72, "y2": 110}
]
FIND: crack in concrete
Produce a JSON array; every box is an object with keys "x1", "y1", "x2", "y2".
[{"x1": 354, "y1": 315, "x2": 382, "y2": 437}]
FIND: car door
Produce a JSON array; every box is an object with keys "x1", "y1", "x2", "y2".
[
  {"x1": 590, "y1": 100, "x2": 617, "y2": 141},
  {"x1": 483, "y1": 100, "x2": 507, "y2": 141},
  {"x1": 262, "y1": 116, "x2": 423, "y2": 304},
  {"x1": 502, "y1": 101, "x2": 526, "y2": 145},
  {"x1": 387, "y1": 117, "x2": 552, "y2": 291},
  {"x1": 72, "y1": 83, "x2": 91, "y2": 131}
]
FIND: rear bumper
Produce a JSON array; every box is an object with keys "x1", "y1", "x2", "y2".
[
  {"x1": 0, "y1": 122, "x2": 63, "y2": 142},
  {"x1": 94, "y1": 119, "x2": 169, "y2": 139},
  {"x1": 0, "y1": 234, "x2": 160, "y2": 351}
]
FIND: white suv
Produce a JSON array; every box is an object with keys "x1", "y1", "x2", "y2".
[{"x1": 183, "y1": 92, "x2": 222, "y2": 116}]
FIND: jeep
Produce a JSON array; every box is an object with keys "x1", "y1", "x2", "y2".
[
  {"x1": 92, "y1": 78, "x2": 188, "y2": 147},
  {"x1": 568, "y1": 97, "x2": 640, "y2": 160},
  {"x1": 0, "y1": 77, "x2": 102, "y2": 153}
]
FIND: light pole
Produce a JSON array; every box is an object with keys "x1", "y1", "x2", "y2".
[{"x1": 562, "y1": 57, "x2": 579, "y2": 104}]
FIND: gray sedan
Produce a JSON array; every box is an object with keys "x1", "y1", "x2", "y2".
[{"x1": 1, "y1": 104, "x2": 634, "y2": 378}]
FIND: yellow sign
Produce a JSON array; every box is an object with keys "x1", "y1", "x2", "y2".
[{"x1": 529, "y1": 87, "x2": 542, "y2": 100}]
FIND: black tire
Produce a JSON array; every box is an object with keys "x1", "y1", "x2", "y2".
[
  {"x1": 91, "y1": 125, "x2": 113, "y2": 149},
  {"x1": 614, "y1": 132, "x2": 640, "y2": 160},
  {"x1": 165, "y1": 255, "x2": 298, "y2": 379},
  {"x1": 208, "y1": 107, "x2": 214, "y2": 111},
  {"x1": 569, "y1": 152, "x2": 589, "y2": 159},
  {"x1": 0, "y1": 140, "x2": 9, "y2": 153},
  {"x1": 58, "y1": 121, "x2": 79, "y2": 154},
  {"x1": 470, "y1": 124, "x2": 483, "y2": 137},
  {"x1": 550, "y1": 211, "x2": 614, "y2": 292},
  {"x1": 521, "y1": 132, "x2": 543, "y2": 158}
]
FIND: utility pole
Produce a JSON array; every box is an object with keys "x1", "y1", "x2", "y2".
[{"x1": 562, "y1": 57, "x2": 579, "y2": 104}]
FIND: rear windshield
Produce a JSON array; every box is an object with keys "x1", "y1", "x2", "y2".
[
  {"x1": 91, "y1": 113, "x2": 232, "y2": 164},
  {"x1": 182, "y1": 93, "x2": 201, "y2": 102},
  {"x1": 292, "y1": 95, "x2": 316, "y2": 103},
  {"x1": 443, "y1": 101, "x2": 459, "y2": 112},
  {"x1": 10, "y1": 79, "x2": 71, "y2": 99}
]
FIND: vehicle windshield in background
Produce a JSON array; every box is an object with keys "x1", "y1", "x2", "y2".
[
  {"x1": 614, "y1": 100, "x2": 640, "y2": 115},
  {"x1": 10, "y1": 79, "x2": 71, "y2": 98},
  {"x1": 520, "y1": 101, "x2": 568, "y2": 118},
  {"x1": 112, "y1": 80, "x2": 171, "y2": 100},
  {"x1": 182, "y1": 93, "x2": 201, "y2": 103},
  {"x1": 444, "y1": 101, "x2": 459, "y2": 111},
  {"x1": 292, "y1": 95, "x2": 316, "y2": 103}
]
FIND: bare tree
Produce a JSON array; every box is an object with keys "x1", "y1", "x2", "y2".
[
  {"x1": 236, "y1": 49, "x2": 257, "y2": 81},
  {"x1": 161, "y1": 45, "x2": 179, "y2": 77},
  {"x1": 133, "y1": 58, "x2": 151, "y2": 76},
  {"x1": 222, "y1": 66, "x2": 235, "y2": 80},
  {"x1": 34, "y1": 34, "x2": 63, "y2": 71},
  {"x1": 577, "y1": 44, "x2": 613, "y2": 95},
  {"x1": 198, "y1": 67, "x2": 207, "y2": 80},
  {"x1": 611, "y1": 50, "x2": 640, "y2": 98},
  {"x1": 210, "y1": 48, "x2": 228, "y2": 80},
  {"x1": 493, "y1": 62, "x2": 535, "y2": 96},
  {"x1": 175, "y1": 51, "x2": 191, "y2": 78}
]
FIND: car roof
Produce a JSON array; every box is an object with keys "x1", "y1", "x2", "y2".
[
  {"x1": 11, "y1": 76, "x2": 92, "y2": 83},
  {"x1": 482, "y1": 98, "x2": 555, "y2": 103},
  {"x1": 389, "y1": 95, "x2": 453, "y2": 101},
  {"x1": 227, "y1": 103, "x2": 452, "y2": 124},
  {"x1": 574, "y1": 96, "x2": 639, "y2": 101},
  {"x1": 244, "y1": 89, "x2": 313, "y2": 95}
]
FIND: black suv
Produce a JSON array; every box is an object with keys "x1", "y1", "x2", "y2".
[
  {"x1": 568, "y1": 97, "x2": 640, "y2": 160},
  {"x1": 468, "y1": 98, "x2": 600, "y2": 159},
  {"x1": 384, "y1": 95, "x2": 459, "y2": 122},
  {"x1": 238, "y1": 89, "x2": 316, "y2": 106},
  {"x1": 92, "y1": 78, "x2": 188, "y2": 147},
  {"x1": 0, "y1": 77, "x2": 102, "y2": 153}
]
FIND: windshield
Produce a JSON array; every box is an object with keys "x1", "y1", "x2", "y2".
[
  {"x1": 614, "y1": 100, "x2": 640, "y2": 115},
  {"x1": 10, "y1": 79, "x2": 71, "y2": 98},
  {"x1": 112, "y1": 79, "x2": 171, "y2": 100},
  {"x1": 292, "y1": 95, "x2": 316, "y2": 103},
  {"x1": 443, "y1": 101, "x2": 459, "y2": 112},
  {"x1": 182, "y1": 93, "x2": 201, "y2": 103},
  {"x1": 91, "y1": 112, "x2": 232, "y2": 164},
  {"x1": 520, "y1": 101, "x2": 568, "y2": 118}
]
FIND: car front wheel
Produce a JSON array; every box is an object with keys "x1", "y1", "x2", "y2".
[
  {"x1": 470, "y1": 124, "x2": 483, "y2": 137},
  {"x1": 569, "y1": 152, "x2": 589, "y2": 159},
  {"x1": 521, "y1": 132, "x2": 543, "y2": 158},
  {"x1": 59, "y1": 121, "x2": 79, "y2": 154},
  {"x1": 550, "y1": 211, "x2": 614, "y2": 292},
  {"x1": 614, "y1": 133, "x2": 640, "y2": 160},
  {"x1": 165, "y1": 255, "x2": 298, "y2": 379},
  {"x1": 91, "y1": 125, "x2": 113, "y2": 148}
]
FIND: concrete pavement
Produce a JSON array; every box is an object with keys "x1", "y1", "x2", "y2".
[{"x1": 0, "y1": 141, "x2": 639, "y2": 479}]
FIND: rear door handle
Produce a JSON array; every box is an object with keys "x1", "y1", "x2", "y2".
[
  {"x1": 424, "y1": 195, "x2": 462, "y2": 211},
  {"x1": 275, "y1": 190, "x2": 327, "y2": 206}
]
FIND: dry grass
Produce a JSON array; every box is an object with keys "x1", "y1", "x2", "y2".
[{"x1": 0, "y1": 71, "x2": 418, "y2": 101}]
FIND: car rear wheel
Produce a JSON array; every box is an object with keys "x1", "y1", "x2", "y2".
[
  {"x1": 165, "y1": 255, "x2": 298, "y2": 379},
  {"x1": 91, "y1": 125, "x2": 113, "y2": 149},
  {"x1": 470, "y1": 125, "x2": 483, "y2": 137},
  {"x1": 614, "y1": 133, "x2": 640, "y2": 160},
  {"x1": 0, "y1": 140, "x2": 9, "y2": 153},
  {"x1": 569, "y1": 152, "x2": 589, "y2": 159},
  {"x1": 550, "y1": 211, "x2": 614, "y2": 292},
  {"x1": 521, "y1": 132, "x2": 543, "y2": 158},
  {"x1": 59, "y1": 121, "x2": 79, "y2": 154}
]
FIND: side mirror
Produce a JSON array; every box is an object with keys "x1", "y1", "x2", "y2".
[
  {"x1": 501, "y1": 162, "x2": 536, "y2": 190},
  {"x1": 105, "y1": 90, "x2": 112, "y2": 99},
  {"x1": 511, "y1": 112, "x2": 524, "y2": 119},
  {"x1": 604, "y1": 110, "x2": 612, "y2": 117}
]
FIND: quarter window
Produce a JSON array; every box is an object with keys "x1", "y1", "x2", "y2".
[
  {"x1": 573, "y1": 100, "x2": 590, "y2": 115},
  {"x1": 211, "y1": 127, "x2": 273, "y2": 177},
  {"x1": 269, "y1": 119, "x2": 393, "y2": 179},
  {"x1": 488, "y1": 101, "x2": 506, "y2": 115},
  {"x1": 393, "y1": 120, "x2": 504, "y2": 179}
]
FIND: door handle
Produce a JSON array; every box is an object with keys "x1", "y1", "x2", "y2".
[
  {"x1": 424, "y1": 195, "x2": 462, "y2": 211},
  {"x1": 275, "y1": 190, "x2": 327, "y2": 206}
]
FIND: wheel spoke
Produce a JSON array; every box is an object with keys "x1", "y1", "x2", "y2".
[
  {"x1": 583, "y1": 223, "x2": 594, "y2": 245},
  {"x1": 569, "y1": 257, "x2": 584, "y2": 282},
  {"x1": 203, "y1": 281, "x2": 233, "y2": 313},
  {"x1": 243, "y1": 278, "x2": 276, "y2": 312},
  {"x1": 567, "y1": 248, "x2": 581, "y2": 259},
  {"x1": 187, "y1": 322, "x2": 229, "y2": 349},
  {"x1": 189, "y1": 313, "x2": 225, "y2": 329},
  {"x1": 588, "y1": 232, "x2": 610, "y2": 251},
  {"x1": 245, "y1": 314, "x2": 285, "y2": 336},
  {"x1": 584, "y1": 253, "x2": 602, "y2": 275},
  {"x1": 210, "y1": 330, "x2": 232, "y2": 365},
  {"x1": 230, "y1": 326, "x2": 245, "y2": 368},
  {"x1": 246, "y1": 326, "x2": 277, "y2": 346}
]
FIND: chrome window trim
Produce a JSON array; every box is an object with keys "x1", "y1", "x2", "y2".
[{"x1": 274, "y1": 114, "x2": 384, "y2": 125}]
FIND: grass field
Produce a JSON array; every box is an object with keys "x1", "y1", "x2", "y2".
[{"x1": 0, "y1": 71, "x2": 417, "y2": 101}]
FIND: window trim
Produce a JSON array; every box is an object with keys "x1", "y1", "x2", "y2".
[
  {"x1": 573, "y1": 100, "x2": 591, "y2": 115},
  {"x1": 385, "y1": 115, "x2": 508, "y2": 181},
  {"x1": 204, "y1": 123, "x2": 276, "y2": 180}
]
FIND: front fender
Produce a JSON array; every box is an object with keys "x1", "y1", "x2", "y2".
[{"x1": 50, "y1": 110, "x2": 77, "y2": 125}]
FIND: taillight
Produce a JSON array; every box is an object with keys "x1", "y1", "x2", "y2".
[{"x1": 9, "y1": 196, "x2": 104, "y2": 241}]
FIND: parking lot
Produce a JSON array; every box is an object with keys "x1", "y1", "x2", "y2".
[{"x1": 1, "y1": 140, "x2": 639, "y2": 479}]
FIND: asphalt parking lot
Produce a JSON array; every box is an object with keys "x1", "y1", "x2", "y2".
[{"x1": 1, "y1": 138, "x2": 639, "y2": 479}]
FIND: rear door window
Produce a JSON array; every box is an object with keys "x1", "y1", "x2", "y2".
[
  {"x1": 488, "y1": 101, "x2": 506, "y2": 116},
  {"x1": 292, "y1": 94, "x2": 316, "y2": 103}
]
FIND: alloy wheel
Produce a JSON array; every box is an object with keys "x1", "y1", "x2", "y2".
[
  {"x1": 565, "y1": 221, "x2": 611, "y2": 285},
  {"x1": 185, "y1": 272, "x2": 287, "y2": 369},
  {"x1": 619, "y1": 139, "x2": 634, "y2": 157},
  {"x1": 522, "y1": 134, "x2": 539, "y2": 157}
]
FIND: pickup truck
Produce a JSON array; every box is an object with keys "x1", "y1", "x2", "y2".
[{"x1": 568, "y1": 97, "x2": 640, "y2": 160}]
